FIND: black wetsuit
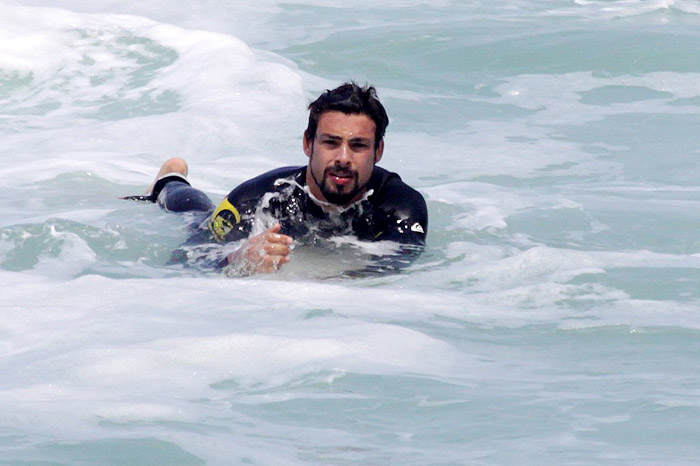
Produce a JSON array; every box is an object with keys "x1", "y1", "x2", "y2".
[
  {"x1": 207, "y1": 166, "x2": 427, "y2": 245},
  {"x1": 156, "y1": 165, "x2": 428, "y2": 272}
]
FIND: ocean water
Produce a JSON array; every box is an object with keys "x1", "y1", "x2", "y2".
[{"x1": 1, "y1": 0, "x2": 700, "y2": 464}]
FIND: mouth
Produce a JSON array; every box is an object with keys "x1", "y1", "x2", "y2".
[{"x1": 326, "y1": 169, "x2": 356, "y2": 187}]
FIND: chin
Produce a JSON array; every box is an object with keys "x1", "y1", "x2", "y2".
[{"x1": 322, "y1": 189, "x2": 357, "y2": 206}]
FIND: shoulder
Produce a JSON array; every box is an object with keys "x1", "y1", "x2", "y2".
[
  {"x1": 369, "y1": 166, "x2": 427, "y2": 218},
  {"x1": 365, "y1": 166, "x2": 428, "y2": 243},
  {"x1": 226, "y1": 166, "x2": 305, "y2": 202}
]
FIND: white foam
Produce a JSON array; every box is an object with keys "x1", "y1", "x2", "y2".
[
  {"x1": 2, "y1": 1, "x2": 700, "y2": 463},
  {"x1": 0, "y1": 269, "x2": 478, "y2": 451},
  {"x1": 560, "y1": 0, "x2": 695, "y2": 18},
  {"x1": 457, "y1": 246, "x2": 700, "y2": 289},
  {"x1": 491, "y1": 72, "x2": 700, "y2": 117},
  {"x1": 561, "y1": 298, "x2": 700, "y2": 329},
  {"x1": 0, "y1": 2, "x2": 307, "y2": 193}
]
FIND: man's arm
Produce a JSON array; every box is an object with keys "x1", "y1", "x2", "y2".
[
  {"x1": 374, "y1": 180, "x2": 428, "y2": 246},
  {"x1": 357, "y1": 179, "x2": 428, "y2": 275},
  {"x1": 207, "y1": 168, "x2": 304, "y2": 275},
  {"x1": 208, "y1": 166, "x2": 303, "y2": 244},
  {"x1": 208, "y1": 196, "x2": 294, "y2": 276}
]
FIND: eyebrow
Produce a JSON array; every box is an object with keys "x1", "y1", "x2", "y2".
[{"x1": 318, "y1": 133, "x2": 373, "y2": 143}]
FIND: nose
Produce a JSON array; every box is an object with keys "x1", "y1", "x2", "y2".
[{"x1": 335, "y1": 142, "x2": 352, "y2": 164}]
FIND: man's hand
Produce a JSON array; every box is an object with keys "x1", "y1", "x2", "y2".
[{"x1": 226, "y1": 224, "x2": 293, "y2": 275}]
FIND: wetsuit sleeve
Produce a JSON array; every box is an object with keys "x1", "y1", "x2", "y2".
[
  {"x1": 209, "y1": 196, "x2": 248, "y2": 243},
  {"x1": 164, "y1": 186, "x2": 255, "y2": 272},
  {"x1": 207, "y1": 166, "x2": 304, "y2": 243},
  {"x1": 207, "y1": 177, "x2": 265, "y2": 243}
]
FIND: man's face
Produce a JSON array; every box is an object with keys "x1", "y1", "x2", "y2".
[{"x1": 304, "y1": 111, "x2": 384, "y2": 206}]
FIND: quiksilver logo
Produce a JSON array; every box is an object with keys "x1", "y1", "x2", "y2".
[{"x1": 410, "y1": 222, "x2": 424, "y2": 234}]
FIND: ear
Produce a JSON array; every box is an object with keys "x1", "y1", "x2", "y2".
[
  {"x1": 374, "y1": 139, "x2": 384, "y2": 164},
  {"x1": 303, "y1": 131, "x2": 313, "y2": 158}
]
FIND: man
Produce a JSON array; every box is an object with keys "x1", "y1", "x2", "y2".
[{"x1": 131, "y1": 83, "x2": 428, "y2": 276}]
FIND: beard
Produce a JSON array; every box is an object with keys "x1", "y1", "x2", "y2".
[{"x1": 311, "y1": 165, "x2": 362, "y2": 206}]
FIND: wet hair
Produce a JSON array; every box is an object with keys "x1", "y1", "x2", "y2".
[{"x1": 305, "y1": 82, "x2": 389, "y2": 149}]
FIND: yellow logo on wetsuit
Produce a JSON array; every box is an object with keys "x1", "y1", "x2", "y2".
[{"x1": 209, "y1": 198, "x2": 241, "y2": 242}]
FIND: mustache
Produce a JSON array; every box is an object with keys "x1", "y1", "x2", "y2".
[{"x1": 325, "y1": 165, "x2": 357, "y2": 177}]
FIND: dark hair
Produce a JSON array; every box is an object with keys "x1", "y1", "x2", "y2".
[{"x1": 305, "y1": 82, "x2": 389, "y2": 149}]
